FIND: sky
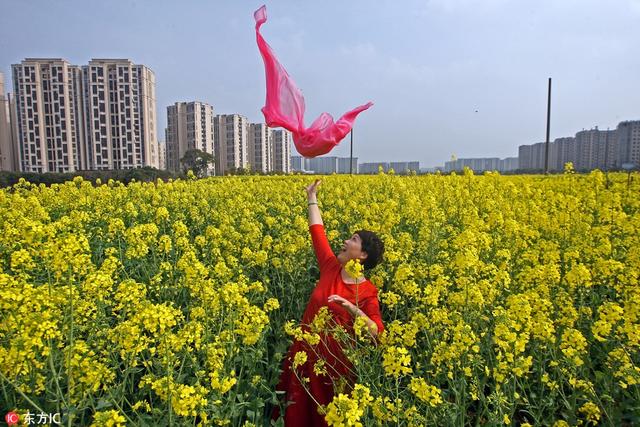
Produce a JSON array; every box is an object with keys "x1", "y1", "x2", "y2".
[{"x1": 1, "y1": 0, "x2": 639, "y2": 168}]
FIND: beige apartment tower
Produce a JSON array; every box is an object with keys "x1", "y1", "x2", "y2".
[
  {"x1": 248, "y1": 123, "x2": 272, "y2": 173},
  {"x1": 166, "y1": 101, "x2": 215, "y2": 173},
  {"x1": 0, "y1": 72, "x2": 19, "y2": 171},
  {"x1": 158, "y1": 141, "x2": 166, "y2": 170},
  {"x1": 11, "y1": 59, "x2": 83, "y2": 173},
  {"x1": 271, "y1": 129, "x2": 291, "y2": 173},
  {"x1": 213, "y1": 114, "x2": 249, "y2": 175},
  {"x1": 84, "y1": 59, "x2": 158, "y2": 170},
  {"x1": 617, "y1": 120, "x2": 640, "y2": 167},
  {"x1": 10, "y1": 58, "x2": 159, "y2": 172}
]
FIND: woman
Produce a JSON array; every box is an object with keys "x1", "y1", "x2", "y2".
[{"x1": 273, "y1": 179, "x2": 385, "y2": 426}]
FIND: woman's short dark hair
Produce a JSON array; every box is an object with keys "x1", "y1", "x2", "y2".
[{"x1": 355, "y1": 230, "x2": 384, "y2": 270}]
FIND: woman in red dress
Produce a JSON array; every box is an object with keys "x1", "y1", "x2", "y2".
[{"x1": 273, "y1": 179, "x2": 386, "y2": 426}]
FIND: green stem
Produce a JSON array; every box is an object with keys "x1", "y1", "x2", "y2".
[{"x1": 0, "y1": 370, "x2": 45, "y2": 414}]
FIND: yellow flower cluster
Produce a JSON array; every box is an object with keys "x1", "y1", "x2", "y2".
[
  {"x1": 90, "y1": 409, "x2": 126, "y2": 427},
  {"x1": 409, "y1": 377, "x2": 443, "y2": 407},
  {"x1": 345, "y1": 259, "x2": 364, "y2": 280},
  {"x1": 382, "y1": 346, "x2": 412, "y2": 377},
  {"x1": 325, "y1": 384, "x2": 373, "y2": 427}
]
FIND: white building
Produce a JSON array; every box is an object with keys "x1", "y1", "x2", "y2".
[
  {"x1": 214, "y1": 114, "x2": 249, "y2": 175},
  {"x1": 338, "y1": 157, "x2": 358, "y2": 174},
  {"x1": 248, "y1": 123, "x2": 272, "y2": 173},
  {"x1": 616, "y1": 120, "x2": 640, "y2": 167},
  {"x1": 166, "y1": 101, "x2": 215, "y2": 173},
  {"x1": 84, "y1": 59, "x2": 159, "y2": 170},
  {"x1": 290, "y1": 155, "x2": 307, "y2": 172},
  {"x1": 271, "y1": 129, "x2": 291, "y2": 173},
  {"x1": 359, "y1": 162, "x2": 389, "y2": 174},
  {"x1": 11, "y1": 59, "x2": 82, "y2": 172},
  {"x1": 0, "y1": 72, "x2": 18, "y2": 171},
  {"x1": 158, "y1": 140, "x2": 166, "y2": 170},
  {"x1": 10, "y1": 58, "x2": 159, "y2": 173}
]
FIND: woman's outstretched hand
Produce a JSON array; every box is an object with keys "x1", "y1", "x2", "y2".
[
  {"x1": 329, "y1": 294, "x2": 379, "y2": 338},
  {"x1": 305, "y1": 179, "x2": 322, "y2": 198}
]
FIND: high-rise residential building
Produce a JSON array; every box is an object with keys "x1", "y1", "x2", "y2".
[
  {"x1": 445, "y1": 157, "x2": 507, "y2": 172},
  {"x1": 337, "y1": 157, "x2": 358, "y2": 174},
  {"x1": 499, "y1": 157, "x2": 519, "y2": 172},
  {"x1": 214, "y1": 114, "x2": 249, "y2": 175},
  {"x1": 165, "y1": 101, "x2": 215, "y2": 174},
  {"x1": 10, "y1": 58, "x2": 159, "y2": 173},
  {"x1": 574, "y1": 128, "x2": 615, "y2": 171},
  {"x1": 518, "y1": 120, "x2": 639, "y2": 172},
  {"x1": 158, "y1": 141, "x2": 166, "y2": 170},
  {"x1": 616, "y1": 120, "x2": 640, "y2": 167},
  {"x1": 0, "y1": 72, "x2": 18, "y2": 171},
  {"x1": 306, "y1": 156, "x2": 338, "y2": 174},
  {"x1": 359, "y1": 162, "x2": 390, "y2": 174},
  {"x1": 575, "y1": 129, "x2": 597, "y2": 171},
  {"x1": 518, "y1": 142, "x2": 546, "y2": 171},
  {"x1": 518, "y1": 145, "x2": 532, "y2": 170},
  {"x1": 11, "y1": 59, "x2": 83, "y2": 173},
  {"x1": 271, "y1": 129, "x2": 291, "y2": 173},
  {"x1": 84, "y1": 59, "x2": 158, "y2": 170},
  {"x1": 389, "y1": 161, "x2": 421, "y2": 174},
  {"x1": 290, "y1": 155, "x2": 307, "y2": 172},
  {"x1": 248, "y1": 123, "x2": 272, "y2": 173},
  {"x1": 551, "y1": 137, "x2": 575, "y2": 171}
]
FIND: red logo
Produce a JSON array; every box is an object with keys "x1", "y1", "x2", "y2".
[{"x1": 5, "y1": 412, "x2": 19, "y2": 425}]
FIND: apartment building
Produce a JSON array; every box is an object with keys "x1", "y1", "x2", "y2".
[
  {"x1": 214, "y1": 114, "x2": 249, "y2": 175},
  {"x1": 166, "y1": 101, "x2": 215, "y2": 173},
  {"x1": 0, "y1": 72, "x2": 18, "y2": 171},
  {"x1": 84, "y1": 59, "x2": 158, "y2": 170},
  {"x1": 10, "y1": 58, "x2": 159, "y2": 172},
  {"x1": 616, "y1": 120, "x2": 640, "y2": 167},
  {"x1": 271, "y1": 129, "x2": 291, "y2": 173},
  {"x1": 248, "y1": 123, "x2": 272, "y2": 173}
]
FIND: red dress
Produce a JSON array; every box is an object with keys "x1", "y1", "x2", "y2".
[{"x1": 273, "y1": 224, "x2": 385, "y2": 426}]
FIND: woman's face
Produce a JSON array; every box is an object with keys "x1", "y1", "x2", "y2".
[{"x1": 337, "y1": 233, "x2": 367, "y2": 264}]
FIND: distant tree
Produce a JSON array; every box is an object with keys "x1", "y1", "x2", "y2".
[{"x1": 180, "y1": 149, "x2": 214, "y2": 178}]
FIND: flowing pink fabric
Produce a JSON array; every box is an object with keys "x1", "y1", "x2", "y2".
[{"x1": 254, "y1": 5, "x2": 373, "y2": 158}]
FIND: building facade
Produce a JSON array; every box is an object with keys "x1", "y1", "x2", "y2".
[
  {"x1": 271, "y1": 129, "x2": 291, "y2": 173},
  {"x1": 11, "y1": 59, "x2": 82, "y2": 172},
  {"x1": 389, "y1": 161, "x2": 420, "y2": 174},
  {"x1": 306, "y1": 156, "x2": 337, "y2": 174},
  {"x1": 10, "y1": 58, "x2": 159, "y2": 173},
  {"x1": 290, "y1": 155, "x2": 307, "y2": 172},
  {"x1": 616, "y1": 120, "x2": 640, "y2": 167},
  {"x1": 574, "y1": 128, "x2": 617, "y2": 171},
  {"x1": 499, "y1": 157, "x2": 519, "y2": 172},
  {"x1": 518, "y1": 123, "x2": 633, "y2": 172},
  {"x1": 248, "y1": 123, "x2": 272, "y2": 173},
  {"x1": 0, "y1": 72, "x2": 18, "y2": 171},
  {"x1": 158, "y1": 141, "x2": 166, "y2": 170},
  {"x1": 166, "y1": 101, "x2": 215, "y2": 173},
  {"x1": 214, "y1": 114, "x2": 249, "y2": 175},
  {"x1": 337, "y1": 157, "x2": 358, "y2": 174},
  {"x1": 84, "y1": 59, "x2": 158, "y2": 170},
  {"x1": 444, "y1": 157, "x2": 510, "y2": 173},
  {"x1": 359, "y1": 162, "x2": 390, "y2": 174}
]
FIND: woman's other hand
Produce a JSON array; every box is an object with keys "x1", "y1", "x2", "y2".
[{"x1": 328, "y1": 294, "x2": 356, "y2": 316}]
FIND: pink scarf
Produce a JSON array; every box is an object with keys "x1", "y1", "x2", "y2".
[{"x1": 254, "y1": 5, "x2": 373, "y2": 158}]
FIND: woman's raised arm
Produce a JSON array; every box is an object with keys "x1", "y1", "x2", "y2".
[{"x1": 306, "y1": 179, "x2": 323, "y2": 226}]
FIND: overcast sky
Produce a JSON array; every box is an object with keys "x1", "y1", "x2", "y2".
[{"x1": 1, "y1": 0, "x2": 638, "y2": 167}]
